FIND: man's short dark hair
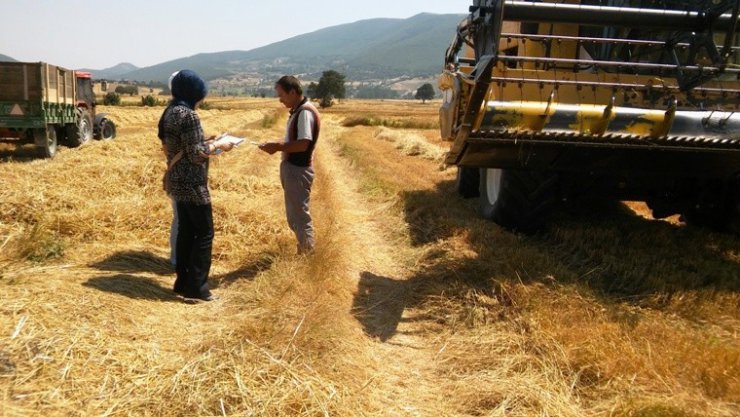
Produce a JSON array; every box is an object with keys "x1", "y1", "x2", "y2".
[{"x1": 275, "y1": 75, "x2": 303, "y2": 96}]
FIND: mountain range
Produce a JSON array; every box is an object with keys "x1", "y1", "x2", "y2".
[
  {"x1": 1, "y1": 13, "x2": 463, "y2": 86},
  {"x1": 81, "y1": 62, "x2": 140, "y2": 79}
]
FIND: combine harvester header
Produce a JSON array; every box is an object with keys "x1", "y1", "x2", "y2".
[{"x1": 440, "y1": 0, "x2": 740, "y2": 233}]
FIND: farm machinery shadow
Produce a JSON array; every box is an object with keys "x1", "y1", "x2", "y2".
[
  {"x1": 352, "y1": 179, "x2": 739, "y2": 341},
  {"x1": 0, "y1": 142, "x2": 45, "y2": 162}
]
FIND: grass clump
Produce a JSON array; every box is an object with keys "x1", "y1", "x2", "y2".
[
  {"x1": 342, "y1": 115, "x2": 438, "y2": 130},
  {"x1": 18, "y1": 224, "x2": 65, "y2": 262},
  {"x1": 616, "y1": 402, "x2": 700, "y2": 417},
  {"x1": 140, "y1": 94, "x2": 166, "y2": 107},
  {"x1": 261, "y1": 108, "x2": 287, "y2": 128},
  {"x1": 373, "y1": 127, "x2": 445, "y2": 161}
]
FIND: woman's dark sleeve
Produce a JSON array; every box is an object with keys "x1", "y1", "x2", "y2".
[{"x1": 179, "y1": 110, "x2": 210, "y2": 164}]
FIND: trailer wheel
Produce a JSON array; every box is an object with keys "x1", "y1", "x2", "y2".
[
  {"x1": 66, "y1": 109, "x2": 93, "y2": 147},
  {"x1": 34, "y1": 126, "x2": 58, "y2": 158},
  {"x1": 455, "y1": 166, "x2": 480, "y2": 198},
  {"x1": 478, "y1": 168, "x2": 560, "y2": 233}
]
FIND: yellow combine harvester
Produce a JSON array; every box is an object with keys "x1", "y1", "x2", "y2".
[{"x1": 440, "y1": 0, "x2": 740, "y2": 232}]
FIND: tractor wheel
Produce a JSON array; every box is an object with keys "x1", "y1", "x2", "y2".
[
  {"x1": 478, "y1": 168, "x2": 560, "y2": 233},
  {"x1": 66, "y1": 109, "x2": 93, "y2": 147},
  {"x1": 34, "y1": 126, "x2": 58, "y2": 158},
  {"x1": 455, "y1": 166, "x2": 480, "y2": 198},
  {"x1": 98, "y1": 119, "x2": 116, "y2": 140}
]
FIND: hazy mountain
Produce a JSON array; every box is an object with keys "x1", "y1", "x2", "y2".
[
  {"x1": 0, "y1": 53, "x2": 17, "y2": 62},
  {"x1": 81, "y1": 62, "x2": 140, "y2": 79},
  {"x1": 118, "y1": 13, "x2": 464, "y2": 83}
]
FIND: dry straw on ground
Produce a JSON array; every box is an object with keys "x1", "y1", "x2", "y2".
[
  {"x1": 1, "y1": 97, "x2": 738, "y2": 416},
  {"x1": 372, "y1": 127, "x2": 446, "y2": 161}
]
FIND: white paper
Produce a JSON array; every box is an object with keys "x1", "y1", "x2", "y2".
[{"x1": 214, "y1": 134, "x2": 245, "y2": 147}]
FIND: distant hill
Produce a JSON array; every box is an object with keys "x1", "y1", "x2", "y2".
[
  {"x1": 0, "y1": 53, "x2": 17, "y2": 62},
  {"x1": 81, "y1": 62, "x2": 140, "y2": 80},
  {"x1": 116, "y1": 13, "x2": 464, "y2": 83}
]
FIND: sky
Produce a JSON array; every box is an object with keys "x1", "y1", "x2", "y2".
[{"x1": 0, "y1": 0, "x2": 471, "y2": 70}]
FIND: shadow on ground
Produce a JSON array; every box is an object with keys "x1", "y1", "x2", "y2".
[
  {"x1": 352, "y1": 272, "x2": 411, "y2": 341},
  {"x1": 210, "y1": 255, "x2": 275, "y2": 289},
  {"x1": 83, "y1": 274, "x2": 180, "y2": 302},
  {"x1": 352, "y1": 179, "x2": 740, "y2": 341},
  {"x1": 0, "y1": 143, "x2": 45, "y2": 162},
  {"x1": 88, "y1": 250, "x2": 276, "y2": 295},
  {"x1": 89, "y1": 250, "x2": 174, "y2": 276}
]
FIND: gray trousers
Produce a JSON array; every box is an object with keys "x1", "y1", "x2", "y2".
[{"x1": 280, "y1": 160, "x2": 315, "y2": 251}]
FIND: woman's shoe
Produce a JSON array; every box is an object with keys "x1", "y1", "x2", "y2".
[{"x1": 181, "y1": 293, "x2": 218, "y2": 304}]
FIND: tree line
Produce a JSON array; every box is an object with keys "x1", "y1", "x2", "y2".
[
  {"x1": 308, "y1": 70, "x2": 436, "y2": 106},
  {"x1": 102, "y1": 70, "x2": 437, "y2": 108}
]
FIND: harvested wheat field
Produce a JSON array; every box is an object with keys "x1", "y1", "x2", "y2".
[{"x1": 0, "y1": 97, "x2": 738, "y2": 416}]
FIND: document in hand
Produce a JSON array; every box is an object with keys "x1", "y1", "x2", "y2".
[{"x1": 214, "y1": 134, "x2": 245, "y2": 147}]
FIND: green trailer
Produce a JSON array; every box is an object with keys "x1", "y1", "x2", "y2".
[{"x1": 0, "y1": 61, "x2": 115, "y2": 158}]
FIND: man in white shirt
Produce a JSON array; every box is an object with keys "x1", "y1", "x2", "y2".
[{"x1": 259, "y1": 76, "x2": 321, "y2": 254}]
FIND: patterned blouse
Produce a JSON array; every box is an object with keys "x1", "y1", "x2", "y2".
[{"x1": 160, "y1": 105, "x2": 212, "y2": 205}]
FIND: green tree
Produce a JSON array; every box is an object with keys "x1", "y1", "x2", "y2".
[
  {"x1": 316, "y1": 70, "x2": 346, "y2": 107},
  {"x1": 351, "y1": 85, "x2": 400, "y2": 99},
  {"x1": 103, "y1": 92, "x2": 121, "y2": 105},
  {"x1": 115, "y1": 85, "x2": 138, "y2": 96},
  {"x1": 141, "y1": 95, "x2": 159, "y2": 107},
  {"x1": 306, "y1": 82, "x2": 318, "y2": 100},
  {"x1": 415, "y1": 83, "x2": 435, "y2": 103}
]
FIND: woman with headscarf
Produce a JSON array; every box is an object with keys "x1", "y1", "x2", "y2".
[
  {"x1": 162, "y1": 71, "x2": 182, "y2": 267},
  {"x1": 157, "y1": 69, "x2": 233, "y2": 302}
]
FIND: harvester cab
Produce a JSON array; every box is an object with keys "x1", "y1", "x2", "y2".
[{"x1": 441, "y1": 0, "x2": 740, "y2": 233}]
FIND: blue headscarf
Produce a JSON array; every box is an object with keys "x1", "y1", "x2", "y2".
[
  {"x1": 158, "y1": 69, "x2": 207, "y2": 140},
  {"x1": 170, "y1": 69, "x2": 208, "y2": 109}
]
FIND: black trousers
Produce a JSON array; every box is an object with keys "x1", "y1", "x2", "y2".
[{"x1": 174, "y1": 202, "x2": 213, "y2": 299}]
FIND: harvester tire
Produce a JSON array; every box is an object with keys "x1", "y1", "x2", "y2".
[
  {"x1": 478, "y1": 168, "x2": 559, "y2": 233},
  {"x1": 456, "y1": 166, "x2": 480, "y2": 198},
  {"x1": 682, "y1": 183, "x2": 740, "y2": 234},
  {"x1": 35, "y1": 126, "x2": 57, "y2": 159},
  {"x1": 682, "y1": 206, "x2": 733, "y2": 232},
  {"x1": 66, "y1": 109, "x2": 93, "y2": 147}
]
